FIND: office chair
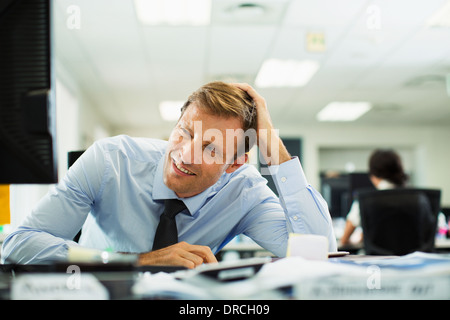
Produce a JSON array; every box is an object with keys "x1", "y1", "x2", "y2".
[{"x1": 358, "y1": 188, "x2": 441, "y2": 255}]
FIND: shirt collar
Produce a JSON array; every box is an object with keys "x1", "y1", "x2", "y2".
[
  {"x1": 152, "y1": 154, "x2": 223, "y2": 216},
  {"x1": 153, "y1": 154, "x2": 177, "y2": 200}
]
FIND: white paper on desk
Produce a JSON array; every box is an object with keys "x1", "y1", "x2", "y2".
[
  {"x1": 287, "y1": 234, "x2": 328, "y2": 261},
  {"x1": 133, "y1": 272, "x2": 212, "y2": 299}
]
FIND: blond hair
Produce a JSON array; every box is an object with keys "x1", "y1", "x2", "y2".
[{"x1": 181, "y1": 81, "x2": 257, "y2": 153}]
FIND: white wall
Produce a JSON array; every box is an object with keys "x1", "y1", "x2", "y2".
[{"x1": 318, "y1": 147, "x2": 415, "y2": 177}]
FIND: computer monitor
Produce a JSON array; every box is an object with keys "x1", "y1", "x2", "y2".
[
  {"x1": 320, "y1": 174, "x2": 349, "y2": 218},
  {"x1": 320, "y1": 172, "x2": 376, "y2": 218},
  {"x1": 348, "y1": 172, "x2": 375, "y2": 206},
  {"x1": 0, "y1": 0, "x2": 57, "y2": 184}
]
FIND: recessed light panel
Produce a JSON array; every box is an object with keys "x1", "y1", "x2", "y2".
[
  {"x1": 134, "y1": 0, "x2": 211, "y2": 26},
  {"x1": 255, "y1": 59, "x2": 320, "y2": 88},
  {"x1": 317, "y1": 102, "x2": 372, "y2": 122}
]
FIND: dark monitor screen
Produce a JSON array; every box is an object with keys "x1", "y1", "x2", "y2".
[
  {"x1": 348, "y1": 173, "x2": 375, "y2": 200},
  {"x1": 0, "y1": 0, "x2": 57, "y2": 184},
  {"x1": 321, "y1": 175, "x2": 349, "y2": 218},
  {"x1": 321, "y1": 172, "x2": 376, "y2": 218}
]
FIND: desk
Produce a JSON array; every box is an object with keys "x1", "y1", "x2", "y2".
[
  {"x1": 0, "y1": 263, "x2": 185, "y2": 300},
  {"x1": 1, "y1": 252, "x2": 449, "y2": 300}
]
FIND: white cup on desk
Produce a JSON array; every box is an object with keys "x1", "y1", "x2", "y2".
[{"x1": 286, "y1": 234, "x2": 329, "y2": 261}]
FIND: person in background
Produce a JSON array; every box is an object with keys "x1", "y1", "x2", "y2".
[{"x1": 339, "y1": 149, "x2": 408, "y2": 246}]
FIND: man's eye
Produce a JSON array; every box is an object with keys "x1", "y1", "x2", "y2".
[
  {"x1": 179, "y1": 127, "x2": 192, "y2": 138},
  {"x1": 205, "y1": 145, "x2": 215, "y2": 154},
  {"x1": 204, "y1": 144, "x2": 220, "y2": 157}
]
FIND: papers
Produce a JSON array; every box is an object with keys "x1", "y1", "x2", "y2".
[
  {"x1": 338, "y1": 251, "x2": 450, "y2": 268},
  {"x1": 179, "y1": 257, "x2": 272, "y2": 281},
  {"x1": 298, "y1": 252, "x2": 450, "y2": 299},
  {"x1": 133, "y1": 272, "x2": 212, "y2": 300},
  {"x1": 132, "y1": 257, "x2": 273, "y2": 299},
  {"x1": 156, "y1": 252, "x2": 450, "y2": 300}
]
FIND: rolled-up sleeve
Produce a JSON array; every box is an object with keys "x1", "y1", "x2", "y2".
[{"x1": 268, "y1": 157, "x2": 337, "y2": 251}]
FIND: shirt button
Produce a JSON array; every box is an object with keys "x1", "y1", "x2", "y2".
[
  {"x1": 281, "y1": 177, "x2": 287, "y2": 183},
  {"x1": 293, "y1": 215, "x2": 298, "y2": 221}
]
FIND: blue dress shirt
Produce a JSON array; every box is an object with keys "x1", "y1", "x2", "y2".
[{"x1": 1, "y1": 135, "x2": 336, "y2": 264}]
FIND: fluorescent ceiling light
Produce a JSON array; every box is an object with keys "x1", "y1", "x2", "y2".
[
  {"x1": 427, "y1": 1, "x2": 450, "y2": 27},
  {"x1": 317, "y1": 102, "x2": 372, "y2": 122},
  {"x1": 255, "y1": 59, "x2": 320, "y2": 88},
  {"x1": 159, "y1": 101, "x2": 183, "y2": 121},
  {"x1": 134, "y1": 0, "x2": 211, "y2": 26}
]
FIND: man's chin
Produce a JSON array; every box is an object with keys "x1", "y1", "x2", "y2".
[{"x1": 163, "y1": 174, "x2": 192, "y2": 196}]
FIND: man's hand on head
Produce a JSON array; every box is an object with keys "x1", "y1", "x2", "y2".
[{"x1": 231, "y1": 83, "x2": 291, "y2": 165}]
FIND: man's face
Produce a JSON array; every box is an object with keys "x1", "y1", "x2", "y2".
[{"x1": 163, "y1": 103, "x2": 246, "y2": 198}]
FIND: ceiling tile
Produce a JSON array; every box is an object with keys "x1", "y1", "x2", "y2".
[
  {"x1": 207, "y1": 25, "x2": 277, "y2": 75},
  {"x1": 52, "y1": 0, "x2": 450, "y2": 132}
]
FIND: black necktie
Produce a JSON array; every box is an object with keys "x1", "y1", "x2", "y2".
[{"x1": 152, "y1": 199, "x2": 187, "y2": 251}]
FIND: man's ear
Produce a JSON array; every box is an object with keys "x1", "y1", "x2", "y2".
[{"x1": 225, "y1": 153, "x2": 248, "y2": 174}]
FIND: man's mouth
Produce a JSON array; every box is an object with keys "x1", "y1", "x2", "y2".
[{"x1": 172, "y1": 159, "x2": 196, "y2": 176}]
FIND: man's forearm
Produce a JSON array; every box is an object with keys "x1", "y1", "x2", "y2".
[
  {"x1": 1, "y1": 227, "x2": 71, "y2": 264},
  {"x1": 269, "y1": 157, "x2": 337, "y2": 252}
]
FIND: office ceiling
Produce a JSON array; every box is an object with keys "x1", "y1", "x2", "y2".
[{"x1": 53, "y1": 0, "x2": 450, "y2": 134}]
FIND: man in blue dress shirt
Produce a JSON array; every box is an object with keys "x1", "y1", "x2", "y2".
[{"x1": 1, "y1": 82, "x2": 336, "y2": 268}]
